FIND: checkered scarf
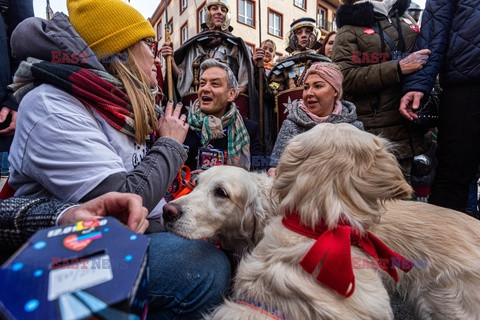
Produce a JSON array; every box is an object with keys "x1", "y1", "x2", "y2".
[
  {"x1": 10, "y1": 58, "x2": 160, "y2": 139},
  {"x1": 187, "y1": 100, "x2": 251, "y2": 169}
]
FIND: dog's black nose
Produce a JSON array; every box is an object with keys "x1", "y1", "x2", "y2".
[{"x1": 163, "y1": 203, "x2": 183, "y2": 222}]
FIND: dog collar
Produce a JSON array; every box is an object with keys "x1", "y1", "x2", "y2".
[
  {"x1": 235, "y1": 299, "x2": 285, "y2": 320},
  {"x1": 282, "y1": 211, "x2": 413, "y2": 297}
]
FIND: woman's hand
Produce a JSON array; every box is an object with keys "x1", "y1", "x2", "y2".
[
  {"x1": 399, "y1": 91, "x2": 425, "y2": 120},
  {"x1": 59, "y1": 192, "x2": 149, "y2": 233},
  {"x1": 252, "y1": 47, "x2": 265, "y2": 66},
  {"x1": 399, "y1": 49, "x2": 431, "y2": 75},
  {"x1": 267, "y1": 167, "x2": 277, "y2": 178},
  {"x1": 157, "y1": 101, "x2": 189, "y2": 144},
  {"x1": 0, "y1": 107, "x2": 16, "y2": 136}
]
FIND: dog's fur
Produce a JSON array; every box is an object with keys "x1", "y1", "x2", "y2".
[
  {"x1": 166, "y1": 123, "x2": 480, "y2": 320},
  {"x1": 164, "y1": 166, "x2": 276, "y2": 259}
]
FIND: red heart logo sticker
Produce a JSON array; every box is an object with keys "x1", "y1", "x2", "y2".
[
  {"x1": 63, "y1": 234, "x2": 92, "y2": 251},
  {"x1": 410, "y1": 25, "x2": 420, "y2": 33},
  {"x1": 364, "y1": 28, "x2": 375, "y2": 35},
  {"x1": 82, "y1": 220, "x2": 99, "y2": 229}
]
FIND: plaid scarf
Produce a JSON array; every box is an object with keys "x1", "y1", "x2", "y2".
[
  {"x1": 10, "y1": 58, "x2": 159, "y2": 139},
  {"x1": 187, "y1": 100, "x2": 251, "y2": 169}
]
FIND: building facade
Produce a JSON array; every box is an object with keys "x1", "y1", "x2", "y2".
[{"x1": 150, "y1": 0, "x2": 340, "y2": 60}]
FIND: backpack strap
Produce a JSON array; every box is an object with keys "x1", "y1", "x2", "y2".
[{"x1": 371, "y1": 26, "x2": 398, "y2": 52}]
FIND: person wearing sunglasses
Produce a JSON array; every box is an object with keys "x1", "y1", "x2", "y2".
[{"x1": 7, "y1": 0, "x2": 230, "y2": 318}]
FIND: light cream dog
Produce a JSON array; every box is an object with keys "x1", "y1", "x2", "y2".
[
  {"x1": 163, "y1": 165, "x2": 276, "y2": 259},
  {"x1": 165, "y1": 123, "x2": 480, "y2": 320}
]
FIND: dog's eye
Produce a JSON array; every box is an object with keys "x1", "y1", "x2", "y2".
[{"x1": 215, "y1": 187, "x2": 228, "y2": 198}]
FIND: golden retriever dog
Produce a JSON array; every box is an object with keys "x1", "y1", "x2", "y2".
[
  {"x1": 165, "y1": 123, "x2": 480, "y2": 319},
  {"x1": 163, "y1": 166, "x2": 277, "y2": 259},
  {"x1": 205, "y1": 123, "x2": 414, "y2": 320}
]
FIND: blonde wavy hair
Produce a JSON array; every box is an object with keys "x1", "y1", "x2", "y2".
[
  {"x1": 104, "y1": 46, "x2": 157, "y2": 144},
  {"x1": 272, "y1": 123, "x2": 412, "y2": 233}
]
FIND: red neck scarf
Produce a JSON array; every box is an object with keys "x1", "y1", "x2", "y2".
[{"x1": 282, "y1": 211, "x2": 413, "y2": 297}]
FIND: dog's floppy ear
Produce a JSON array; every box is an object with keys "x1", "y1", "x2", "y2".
[
  {"x1": 240, "y1": 172, "x2": 275, "y2": 248},
  {"x1": 273, "y1": 123, "x2": 412, "y2": 231}
]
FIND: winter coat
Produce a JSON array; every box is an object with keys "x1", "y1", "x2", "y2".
[
  {"x1": 333, "y1": 0, "x2": 429, "y2": 159},
  {"x1": 269, "y1": 100, "x2": 363, "y2": 167},
  {"x1": 403, "y1": 0, "x2": 480, "y2": 94}
]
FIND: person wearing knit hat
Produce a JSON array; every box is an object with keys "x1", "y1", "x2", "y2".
[
  {"x1": 67, "y1": 0, "x2": 155, "y2": 58},
  {"x1": 8, "y1": 0, "x2": 231, "y2": 318},
  {"x1": 266, "y1": 18, "x2": 330, "y2": 144},
  {"x1": 304, "y1": 62, "x2": 344, "y2": 102},
  {"x1": 268, "y1": 61, "x2": 363, "y2": 177}
]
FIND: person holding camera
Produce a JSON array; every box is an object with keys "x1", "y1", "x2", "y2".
[
  {"x1": 333, "y1": 0, "x2": 432, "y2": 182},
  {"x1": 400, "y1": 0, "x2": 480, "y2": 214}
]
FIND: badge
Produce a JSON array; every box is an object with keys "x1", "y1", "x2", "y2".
[
  {"x1": 410, "y1": 25, "x2": 420, "y2": 33},
  {"x1": 197, "y1": 147, "x2": 225, "y2": 170},
  {"x1": 403, "y1": 17, "x2": 413, "y2": 25},
  {"x1": 363, "y1": 28, "x2": 375, "y2": 35}
]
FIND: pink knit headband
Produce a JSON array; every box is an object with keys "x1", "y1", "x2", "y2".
[{"x1": 304, "y1": 62, "x2": 343, "y2": 97}]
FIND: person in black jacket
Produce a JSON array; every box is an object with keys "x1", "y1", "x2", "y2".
[
  {"x1": 400, "y1": 0, "x2": 480, "y2": 213},
  {"x1": 185, "y1": 59, "x2": 262, "y2": 171},
  {"x1": 0, "y1": 0, "x2": 33, "y2": 151}
]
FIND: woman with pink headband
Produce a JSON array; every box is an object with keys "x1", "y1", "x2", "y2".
[{"x1": 268, "y1": 62, "x2": 364, "y2": 177}]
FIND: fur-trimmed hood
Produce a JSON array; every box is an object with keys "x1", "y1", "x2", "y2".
[{"x1": 336, "y1": 0, "x2": 411, "y2": 29}]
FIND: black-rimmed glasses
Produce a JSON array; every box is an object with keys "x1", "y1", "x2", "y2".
[{"x1": 143, "y1": 38, "x2": 159, "y2": 58}]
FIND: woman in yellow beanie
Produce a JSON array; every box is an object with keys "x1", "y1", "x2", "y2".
[{"x1": 8, "y1": 0, "x2": 230, "y2": 318}]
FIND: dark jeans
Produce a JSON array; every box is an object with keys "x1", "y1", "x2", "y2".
[
  {"x1": 146, "y1": 233, "x2": 230, "y2": 319},
  {"x1": 429, "y1": 83, "x2": 480, "y2": 212}
]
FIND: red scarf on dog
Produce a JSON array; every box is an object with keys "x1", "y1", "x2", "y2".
[{"x1": 282, "y1": 211, "x2": 413, "y2": 297}]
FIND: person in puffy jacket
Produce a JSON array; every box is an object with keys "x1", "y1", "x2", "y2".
[
  {"x1": 400, "y1": 0, "x2": 480, "y2": 213},
  {"x1": 333, "y1": 0, "x2": 431, "y2": 181},
  {"x1": 268, "y1": 62, "x2": 363, "y2": 177}
]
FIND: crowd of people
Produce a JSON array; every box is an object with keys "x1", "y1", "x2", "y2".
[{"x1": 0, "y1": 0, "x2": 479, "y2": 318}]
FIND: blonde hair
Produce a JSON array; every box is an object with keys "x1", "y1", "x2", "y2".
[
  {"x1": 272, "y1": 123, "x2": 412, "y2": 233},
  {"x1": 261, "y1": 39, "x2": 276, "y2": 52},
  {"x1": 104, "y1": 46, "x2": 157, "y2": 144}
]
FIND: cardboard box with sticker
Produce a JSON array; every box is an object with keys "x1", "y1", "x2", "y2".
[{"x1": 0, "y1": 217, "x2": 149, "y2": 320}]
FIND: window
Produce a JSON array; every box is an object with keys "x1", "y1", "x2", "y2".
[
  {"x1": 268, "y1": 9, "x2": 282, "y2": 38},
  {"x1": 238, "y1": 0, "x2": 254, "y2": 27},
  {"x1": 197, "y1": 3, "x2": 207, "y2": 33},
  {"x1": 180, "y1": 0, "x2": 188, "y2": 13},
  {"x1": 181, "y1": 22, "x2": 188, "y2": 45},
  {"x1": 294, "y1": 0, "x2": 306, "y2": 10},
  {"x1": 156, "y1": 19, "x2": 163, "y2": 40},
  {"x1": 317, "y1": 6, "x2": 327, "y2": 30}
]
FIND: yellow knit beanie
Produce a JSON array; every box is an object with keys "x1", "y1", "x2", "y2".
[{"x1": 67, "y1": 0, "x2": 155, "y2": 56}]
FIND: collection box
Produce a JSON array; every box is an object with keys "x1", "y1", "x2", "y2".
[{"x1": 0, "y1": 217, "x2": 149, "y2": 320}]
